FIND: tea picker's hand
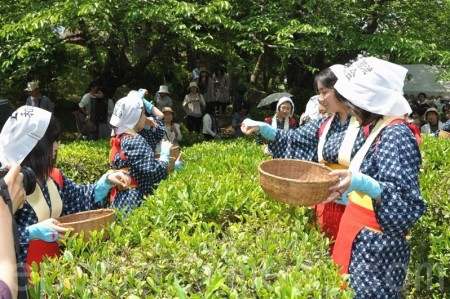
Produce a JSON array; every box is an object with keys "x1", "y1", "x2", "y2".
[
  {"x1": 326, "y1": 170, "x2": 381, "y2": 203},
  {"x1": 107, "y1": 171, "x2": 131, "y2": 189},
  {"x1": 241, "y1": 118, "x2": 277, "y2": 141},
  {"x1": 27, "y1": 218, "x2": 71, "y2": 242},
  {"x1": 326, "y1": 170, "x2": 351, "y2": 203}
]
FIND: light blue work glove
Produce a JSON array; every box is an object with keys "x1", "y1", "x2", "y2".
[
  {"x1": 159, "y1": 141, "x2": 171, "y2": 163},
  {"x1": 94, "y1": 173, "x2": 113, "y2": 203},
  {"x1": 174, "y1": 159, "x2": 184, "y2": 171},
  {"x1": 26, "y1": 219, "x2": 67, "y2": 242},
  {"x1": 143, "y1": 99, "x2": 154, "y2": 114},
  {"x1": 348, "y1": 172, "x2": 382, "y2": 199},
  {"x1": 242, "y1": 119, "x2": 277, "y2": 141},
  {"x1": 259, "y1": 123, "x2": 277, "y2": 141}
]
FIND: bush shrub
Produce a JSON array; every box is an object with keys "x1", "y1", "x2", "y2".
[
  {"x1": 33, "y1": 139, "x2": 351, "y2": 298},
  {"x1": 36, "y1": 136, "x2": 450, "y2": 298},
  {"x1": 406, "y1": 136, "x2": 450, "y2": 298}
]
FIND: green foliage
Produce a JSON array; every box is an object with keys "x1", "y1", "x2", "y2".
[
  {"x1": 33, "y1": 139, "x2": 352, "y2": 298},
  {"x1": 56, "y1": 139, "x2": 110, "y2": 184},
  {"x1": 407, "y1": 136, "x2": 450, "y2": 298},
  {"x1": 1, "y1": 0, "x2": 449, "y2": 105}
]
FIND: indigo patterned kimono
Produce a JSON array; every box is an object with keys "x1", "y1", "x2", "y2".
[
  {"x1": 15, "y1": 175, "x2": 99, "y2": 262},
  {"x1": 268, "y1": 116, "x2": 366, "y2": 166},
  {"x1": 110, "y1": 120, "x2": 168, "y2": 212},
  {"x1": 347, "y1": 123, "x2": 426, "y2": 298}
]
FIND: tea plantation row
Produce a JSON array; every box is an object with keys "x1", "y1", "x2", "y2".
[{"x1": 29, "y1": 136, "x2": 449, "y2": 298}]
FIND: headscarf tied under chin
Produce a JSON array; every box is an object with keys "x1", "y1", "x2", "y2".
[
  {"x1": 272, "y1": 96, "x2": 295, "y2": 131},
  {"x1": 0, "y1": 106, "x2": 51, "y2": 166}
]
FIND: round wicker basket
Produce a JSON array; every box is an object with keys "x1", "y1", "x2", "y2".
[
  {"x1": 438, "y1": 130, "x2": 450, "y2": 139},
  {"x1": 258, "y1": 159, "x2": 339, "y2": 206},
  {"x1": 57, "y1": 209, "x2": 115, "y2": 240}
]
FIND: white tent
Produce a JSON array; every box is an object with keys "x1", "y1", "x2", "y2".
[{"x1": 402, "y1": 64, "x2": 450, "y2": 98}]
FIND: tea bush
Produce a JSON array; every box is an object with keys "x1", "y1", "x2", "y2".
[
  {"x1": 34, "y1": 139, "x2": 351, "y2": 298},
  {"x1": 406, "y1": 136, "x2": 450, "y2": 298},
  {"x1": 35, "y1": 136, "x2": 450, "y2": 298}
]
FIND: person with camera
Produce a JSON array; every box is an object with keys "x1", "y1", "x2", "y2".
[
  {"x1": 0, "y1": 165, "x2": 25, "y2": 299},
  {"x1": 0, "y1": 106, "x2": 131, "y2": 272}
]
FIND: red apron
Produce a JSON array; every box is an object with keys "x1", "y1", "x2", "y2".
[
  {"x1": 25, "y1": 168, "x2": 64, "y2": 271},
  {"x1": 315, "y1": 163, "x2": 347, "y2": 251},
  {"x1": 331, "y1": 191, "x2": 381, "y2": 274},
  {"x1": 109, "y1": 134, "x2": 138, "y2": 204}
]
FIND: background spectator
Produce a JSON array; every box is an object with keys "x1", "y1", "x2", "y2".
[
  {"x1": 197, "y1": 68, "x2": 214, "y2": 109},
  {"x1": 183, "y1": 82, "x2": 205, "y2": 132},
  {"x1": 213, "y1": 68, "x2": 230, "y2": 115},
  {"x1": 78, "y1": 81, "x2": 106, "y2": 139},
  {"x1": 154, "y1": 85, "x2": 173, "y2": 110},
  {"x1": 421, "y1": 107, "x2": 443, "y2": 135},
  {"x1": 25, "y1": 81, "x2": 55, "y2": 112},
  {"x1": 231, "y1": 103, "x2": 249, "y2": 137},
  {"x1": 162, "y1": 107, "x2": 182, "y2": 145},
  {"x1": 202, "y1": 104, "x2": 219, "y2": 140}
]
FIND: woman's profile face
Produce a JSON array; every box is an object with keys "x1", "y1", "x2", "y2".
[
  {"x1": 316, "y1": 80, "x2": 345, "y2": 114},
  {"x1": 134, "y1": 109, "x2": 146, "y2": 132}
]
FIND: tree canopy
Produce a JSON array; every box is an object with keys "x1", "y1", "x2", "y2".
[{"x1": 1, "y1": 0, "x2": 449, "y2": 105}]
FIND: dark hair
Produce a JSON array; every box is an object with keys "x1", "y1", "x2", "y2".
[
  {"x1": 314, "y1": 68, "x2": 338, "y2": 94},
  {"x1": 204, "y1": 103, "x2": 215, "y2": 115},
  {"x1": 336, "y1": 92, "x2": 383, "y2": 126},
  {"x1": 21, "y1": 116, "x2": 61, "y2": 182}
]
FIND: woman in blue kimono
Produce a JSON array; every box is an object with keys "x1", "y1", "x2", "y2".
[
  {"x1": 325, "y1": 57, "x2": 426, "y2": 298},
  {"x1": 0, "y1": 106, "x2": 129, "y2": 294},
  {"x1": 242, "y1": 67, "x2": 367, "y2": 246},
  {"x1": 108, "y1": 91, "x2": 171, "y2": 212}
]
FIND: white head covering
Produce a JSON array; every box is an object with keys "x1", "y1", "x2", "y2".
[
  {"x1": 332, "y1": 57, "x2": 412, "y2": 116},
  {"x1": 0, "y1": 106, "x2": 51, "y2": 166},
  {"x1": 110, "y1": 90, "x2": 144, "y2": 135},
  {"x1": 301, "y1": 95, "x2": 321, "y2": 122},
  {"x1": 272, "y1": 96, "x2": 294, "y2": 131}
]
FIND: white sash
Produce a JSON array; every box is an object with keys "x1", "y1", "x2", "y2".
[
  {"x1": 318, "y1": 115, "x2": 360, "y2": 167},
  {"x1": 349, "y1": 117, "x2": 398, "y2": 172}
]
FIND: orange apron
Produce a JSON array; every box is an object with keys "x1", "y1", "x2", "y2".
[{"x1": 332, "y1": 191, "x2": 380, "y2": 274}]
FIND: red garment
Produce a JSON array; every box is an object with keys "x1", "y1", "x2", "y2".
[
  {"x1": 109, "y1": 134, "x2": 138, "y2": 204},
  {"x1": 315, "y1": 202, "x2": 346, "y2": 252},
  {"x1": 263, "y1": 116, "x2": 298, "y2": 128},
  {"x1": 25, "y1": 168, "x2": 64, "y2": 271}
]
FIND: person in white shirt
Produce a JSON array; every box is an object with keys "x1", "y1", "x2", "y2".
[
  {"x1": 183, "y1": 82, "x2": 205, "y2": 132},
  {"x1": 202, "y1": 104, "x2": 219, "y2": 140}
]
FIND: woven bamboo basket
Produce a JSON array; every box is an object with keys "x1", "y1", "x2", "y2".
[
  {"x1": 258, "y1": 159, "x2": 339, "y2": 206},
  {"x1": 57, "y1": 209, "x2": 115, "y2": 240},
  {"x1": 439, "y1": 130, "x2": 450, "y2": 139}
]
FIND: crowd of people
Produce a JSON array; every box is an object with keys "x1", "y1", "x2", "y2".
[{"x1": 0, "y1": 56, "x2": 449, "y2": 298}]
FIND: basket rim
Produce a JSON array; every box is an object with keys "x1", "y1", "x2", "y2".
[
  {"x1": 58, "y1": 208, "x2": 115, "y2": 226},
  {"x1": 258, "y1": 159, "x2": 335, "y2": 184}
]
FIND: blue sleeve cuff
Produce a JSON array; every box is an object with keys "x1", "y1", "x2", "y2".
[
  {"x1": 349, "y1": 172, "x2": 381, "y2": 199},
  {"x1": 94, "y1": 173, "x2": 113, "y2": 203},
  {"x1": 259, "y1": 123, "x2": 277, "y2": 141},
  {"x1": 143, "y1": 99, "x2": 154, "y2": 114}
]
